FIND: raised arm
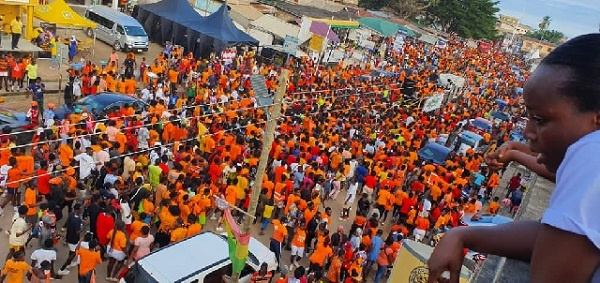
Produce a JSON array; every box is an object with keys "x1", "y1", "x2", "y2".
[{"x1": 428, "y1": 221, "x2": 542, "y2": 283}]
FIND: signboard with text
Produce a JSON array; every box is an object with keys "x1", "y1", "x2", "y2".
[{"x1": 283, "y1": 35, "x2": 298, "y2": 57}]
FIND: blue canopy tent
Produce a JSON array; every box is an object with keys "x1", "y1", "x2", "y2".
[{"x1": 133, "y1": 0, "x2": 258, "y2": 58}]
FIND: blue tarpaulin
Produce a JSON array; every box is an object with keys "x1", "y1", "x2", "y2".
[{"x1": 133, "y1": 0, "x2": 258, "y2": 58}]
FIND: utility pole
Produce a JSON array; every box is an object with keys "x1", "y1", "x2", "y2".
[{"x1": 230, "y1": 69, "x2": 288, "y2": 282}]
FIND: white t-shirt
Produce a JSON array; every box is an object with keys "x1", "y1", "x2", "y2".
[
  {"x1": 541, "y1": 130, "x2": 600, "y2": 281},
  {"x1": 74, "y1": 153, "x2": 95, "y2": 180},
  {"x1": 94, "y1": 150, "x2": 110, "y2": 171},
  {"x1": 542, "y1": 130, "x2": 600, "y2": 248},
  {"x1": 30, "y1": 248, "x2": 57, "y2": 268},
  {"x1": 9, "y1": 217, "x2": 29, "y2": 246},
  {"x1": 121, "y1": 202, "x2": 132, "y2": 225}
]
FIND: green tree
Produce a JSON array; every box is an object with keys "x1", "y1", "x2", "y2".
[
  {"x1": 426, "y1": 0, "x2": 500, "y2": 40},
  {"x1": 526, "y1": 29, "x2": 565, "y2": 44},
  {"x1": 538, "y1": 16, "x2": 551, "y2": 31},
  {"x1": 358, "y1": 0, "x2": 388, "y2": 10}
]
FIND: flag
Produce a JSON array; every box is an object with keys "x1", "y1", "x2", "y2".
[{"x1": 224, "y1": 208, "x2": 251, "y2": 273}]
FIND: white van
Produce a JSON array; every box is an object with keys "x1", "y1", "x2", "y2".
[
  {"x1": 120, "y1": 232, "x2": 277, "y2": 283},
  {"x1": 85, "y1": 5, "x2": 149, "y2": 52}
]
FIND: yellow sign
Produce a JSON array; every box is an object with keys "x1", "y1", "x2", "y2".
[
  {"x1": 309, "y1": 34, "x2": 324, "y2": 52},
  {"x1": 388, "y1": 240, "x2": 471, "y2": 283}
]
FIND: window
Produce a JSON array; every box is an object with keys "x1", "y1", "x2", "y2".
[
  {"x1": 203, "y1": 264, "x2": 231, "y2": 283},
  {"x1": 87, "y1": 11, "x2": 114, "y2": 29},
  {"x1": 116, "y1": 25, "x2": 125, "y2": 35},
  {"x1": 202, "y1": 263, "x2": 255, "y2": 283}
]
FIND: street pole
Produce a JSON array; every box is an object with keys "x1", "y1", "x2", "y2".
[{"x1": 230, "y1": 69, "x2": 288, "y2": 282}]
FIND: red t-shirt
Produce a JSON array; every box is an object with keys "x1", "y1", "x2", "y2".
[
  {"x1": 37, "y1": 169, "x2": 50, "y2": 195},
  {"x1": 96, "y1": 213, "x2": 115, "y2": 245},
  {"x1": 364, "y1": 175, "x2": 377, "y2": 188}
]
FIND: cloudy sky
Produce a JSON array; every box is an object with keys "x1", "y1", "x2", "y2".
[{"x1": 497, "y1": 0, "x2": 599, "y2": 38}]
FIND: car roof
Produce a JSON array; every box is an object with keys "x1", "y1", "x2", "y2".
[
  {"x1": 79, "y1": 92, "x2": 145, "y2": 105},
  {"x1": 462, "y1": 131, "x2": 484, "y2": 141},
  {"x1": 88, "y1": 5, "x2": 142, "y2": 26},
  {"x1": 473, "y1": 117, "x2": 492, "y2": 125},
  {"x1": 136, "y1": 232, "x2": 231, "y2": 282}
]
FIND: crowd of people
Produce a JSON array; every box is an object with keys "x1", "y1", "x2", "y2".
[{"x1": 0, "y1": 32, "x2": 529, "y2": 283}]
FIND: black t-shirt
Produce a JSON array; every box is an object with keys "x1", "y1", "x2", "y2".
[
  {"x1": 124, "y1": 58, "x2": 135, "y2": 69},
  {"x1": 86, "y1": 203, "x2": 101, "y2": 233},
  {"x1": 66, "y1": 213, "x2": 82, "y2": 244}
]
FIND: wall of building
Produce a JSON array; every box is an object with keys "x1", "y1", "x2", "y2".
[{"x1": 521, "y1": 38, "x2": 556, "y2": 57}]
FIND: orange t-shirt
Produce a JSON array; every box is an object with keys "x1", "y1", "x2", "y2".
[
  {"x1": 291, "y1": 229, "x2": 306, "y2": 248},
  {"x1": 76, "y1": 248, "x2": 102, "y2": 276},
  {"x1": 272, "y1": 220, "x2": 288, "y2": 242},
  {"x1": 309, "y1": 244, "x2": 333, "y2": 266},
  {"x1": 107, "y1": 230, "x2": 127, "y2": 251}
]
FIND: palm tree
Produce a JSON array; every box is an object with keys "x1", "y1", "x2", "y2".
[
  {"x1": 537, "y1": 16, "x2": 551, "y2": 43},
  {"x1": 538, "y1": 16, "x2": 551, "y2": 30}
]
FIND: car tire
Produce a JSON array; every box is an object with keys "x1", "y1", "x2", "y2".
[
  {"x1": 114, "y1": 41, "x2": 121, "y2": 51},
  {"x1": 86, "y1": 28, "x2": 94, "y2": 38}
]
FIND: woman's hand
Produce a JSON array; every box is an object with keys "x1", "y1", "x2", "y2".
[
  {"x1": 428, "y1": 228, "x2": 467, "y2": 283},
  {"x1": 485, "y1": 141, "x2": 527, "y2": 171}
]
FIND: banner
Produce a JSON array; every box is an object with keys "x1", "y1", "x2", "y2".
[
  {"x1": 422, "y1": 93, "x2": 445, "y2": 113},
  {"x1": 298, "y1": 16, "x2": 312, "y2": 42},
  {"x1": 309, "y1": 35, "x2": 325, "y2": 52},
  {"x1": 388, "y1": 240, "x2": 472, "y2": 283},
  {"x1": 393, "y1": 33, "x2": 405, "y2": 53},
  {"x1": 224, "y1": 208, "x2": 251, "y2": 274},
  {"x1": 283, "y1": 35, "x2": 299, "y2": 57}
]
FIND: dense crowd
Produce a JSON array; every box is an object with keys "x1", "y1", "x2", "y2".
[{"x1": 0, "y1": 33, "x2": 528, "y2": 283}]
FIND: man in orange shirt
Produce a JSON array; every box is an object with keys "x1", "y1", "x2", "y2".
[
  {"x1": 289, "y1": 220, "x2": 306, "y2": 268},
  {"x1": 270, "y1": 216, "x2": 288, "y2": 270}
]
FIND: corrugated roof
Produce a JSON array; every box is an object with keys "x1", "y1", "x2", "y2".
[
  {"x1": 229, "y1": 3, "x2": 264, "y2": 21},
  {"x1": 250, "y1": 15, "x2": 300, "y2": 39}
]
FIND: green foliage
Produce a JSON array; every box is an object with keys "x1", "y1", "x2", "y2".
[
  {"x1": 358, "y1": 0, "x2": 388, "y2": 10},
  {"x1": 426, "y1": 0, "x2": 500, "y2": 40},
  {"x1": 526, "y1": 29, "x2": 565, "y2": 44}
]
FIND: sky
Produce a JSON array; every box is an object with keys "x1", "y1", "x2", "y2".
[{"x1": 497, "y1": 0, "x2": 599, "y2": 38}]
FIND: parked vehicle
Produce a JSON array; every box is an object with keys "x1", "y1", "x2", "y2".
[
  {"x1": 458, "y1": 117, "x2": 493, "y2": 135},
  {"x1": 85, "y1": 5, "x2": 149, "y2": 52},
  {"x1": 418, "y1": 143, "x2": 452, "y2": 165},
  {"x1": 52, "y1": 92, "x2": 149, "y2": 119},
  {"x1": 489, "y1": 111, "x2": 510, "y2": 125},
  {"x1": 120, "y1": 232, "x2": 277, "y2": 283},
  {"x1": 0, "y1": 107, "x2": 37, "y2": 144},
  {"x1": 436, "y1": 131, "x2": 486, "y2": 156}
]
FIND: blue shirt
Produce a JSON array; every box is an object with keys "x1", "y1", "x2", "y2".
[
  {"x1": 28, "y1": 83, "x2": 45, "y2": 100},
  {"x1": 474, "y1": 173, "x2": 485, "y2": 186},
  {"x1": 368, "y1": 235, "x2": 383, "y2": 261},
  {"x1": 356, "y1": 166, "x2": 368, "y2": 183}
]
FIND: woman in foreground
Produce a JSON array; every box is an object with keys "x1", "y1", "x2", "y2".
[{"x1": 428, "y1": 33, "x2": 600, "y2": 282}]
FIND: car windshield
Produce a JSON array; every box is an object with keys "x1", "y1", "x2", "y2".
[
  {"x1": 74, "y1": 96, "x2": 106, "y2": 112},
  {"x1": 420, "y1": 147, "x2": 447, "y2": 162},
  {"x1": 472, "y1": 119, "x2": 491, "y2": 131},
  {"x1": 124, "y1": 26, "x2": 147, "y2": 37},
  {"x1": 0, "y1": 109, "x2": 16, "y2": 119},
  {"x1": 461, "y1": 135, "x2": 477, "y2": 147}
]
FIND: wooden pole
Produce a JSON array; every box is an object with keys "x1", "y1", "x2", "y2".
[{"x1": 230, "y1": 69, "x2": 288, "y2": 282}]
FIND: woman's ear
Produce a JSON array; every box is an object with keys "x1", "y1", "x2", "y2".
[{"x1": 595, "y1": 111, "x2": 600, "y2": 128}]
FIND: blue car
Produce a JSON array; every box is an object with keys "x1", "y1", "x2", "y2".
[
  {"x1": 0, "y1": 107, "x2": 35, "y2": 144},
  {"x1": 418, "y1": 143, "x2": 452, "y2": 165},
  {"x1": 53, "y1": 92, "x2": 149, "y2": 119}
]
